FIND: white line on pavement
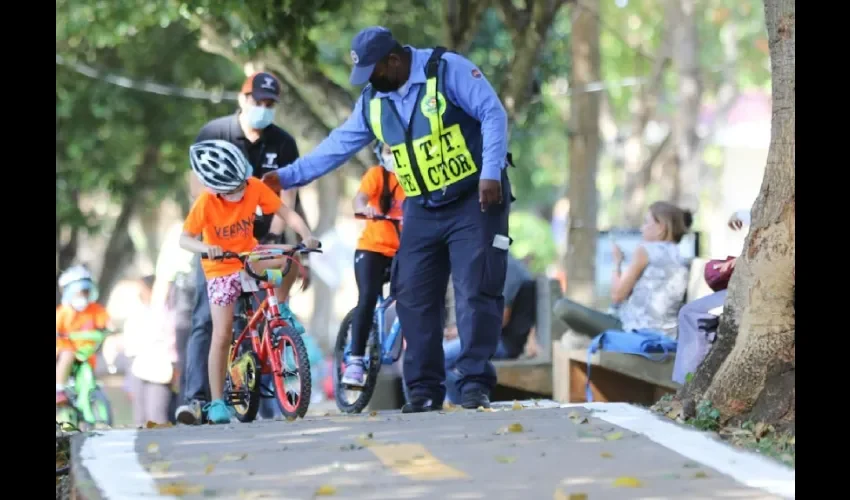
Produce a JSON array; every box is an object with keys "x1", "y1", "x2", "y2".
[
  {"x1": 79, "y1": 429, "x2": 174, "y2": 500},
  {"x1": 562, "y1": 402, "x2": 796, "y2": 499}
]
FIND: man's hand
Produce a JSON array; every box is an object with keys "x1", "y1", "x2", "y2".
[
  {"x1": 479, "y1": 179, "x2": 502, "y2": 212},
  {"x1": 716, "y1": 257, "x2": 737, "y2": 274},
  {"x1": 262, "y1": 171, "x2": 283, "y2": 193}
]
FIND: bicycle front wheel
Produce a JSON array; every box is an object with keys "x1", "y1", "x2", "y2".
[
  {"x1": 333, "y1": 308, "x2": 382, "y2": 414},
  {"x1": 272, "y1": 326, "x2": 312, "y2": 419}
]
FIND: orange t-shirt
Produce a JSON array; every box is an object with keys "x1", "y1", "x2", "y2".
[
  {"x1": 183, "y1": 178, "x2": 283, "y2": 278},
  {"x1": 56, "y1": 303, "x2": 110, "y2": 359},
  {"x1": 356, "y1": 166, "x2": 405, "y2": 257}
]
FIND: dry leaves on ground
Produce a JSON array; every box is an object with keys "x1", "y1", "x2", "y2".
[{"x1": 613, "y1": 476, "x2": 643, "y2": 488}]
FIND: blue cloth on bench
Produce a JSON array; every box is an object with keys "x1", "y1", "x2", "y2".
[{"x1": 585, "y1": 329, "x2": 677, "y2": 402}]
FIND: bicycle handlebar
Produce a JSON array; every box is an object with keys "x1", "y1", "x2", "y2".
[
  {"x1": 355, "y1": 213, "x2": 401, "y2": 222},
  {"x1": 200, "y1": 243, "x2": 322, "y2": 283}
]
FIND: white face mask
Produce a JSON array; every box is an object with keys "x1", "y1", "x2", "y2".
[
  {"x1": 70, "y1": 296, "x2": 89, "y2": 312},
  {"x1": 381, "y1": 154, "x2": 396, "y2": 173}
]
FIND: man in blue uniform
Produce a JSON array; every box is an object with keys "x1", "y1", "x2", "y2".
[{"x1": 263, "y1": 26, "x2": 511, "y2": 411}]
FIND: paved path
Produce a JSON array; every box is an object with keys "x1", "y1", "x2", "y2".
[{"x1": 71, "y1": 401, "x2": 794, "y2": 500}]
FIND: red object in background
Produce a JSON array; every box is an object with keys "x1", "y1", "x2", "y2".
[
  {"x1": 704, "y1": 256, "x2": 736, "y2": 292},
  {"x1": 323, "y1": 359, "x2": 335, "y2": 399}
]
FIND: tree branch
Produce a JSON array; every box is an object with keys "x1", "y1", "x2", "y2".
[{"x1": 198, "y1": 25, "x2": 373, "y2": 173}]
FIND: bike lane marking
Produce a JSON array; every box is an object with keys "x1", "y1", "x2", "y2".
[
  {"x1": 562, "y1": 402, "x2": 795, "y2": 499},
  {"x1": 79, "y1": 429, "x2": 174, "y2": 499}
]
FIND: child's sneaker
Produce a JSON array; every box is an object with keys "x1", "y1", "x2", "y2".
[
  {"x1": 175, "y1": 399, "x2": 205, "y2": 425},
  {"x1": 342, "y1": 359, "x2": 367, "y2": 387},
  {"x1": 204, "y1": 399, "x2": 232, "y2": 424},
  {"x1": 279, "y1": 302, "x2": 305, "y2": 335}
]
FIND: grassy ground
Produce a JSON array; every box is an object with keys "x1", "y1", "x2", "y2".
[{"x1": 651, "y1": 395, "x2": 795, "y2": 469}]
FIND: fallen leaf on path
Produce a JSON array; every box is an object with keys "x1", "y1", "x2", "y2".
[
  {"x1": 314, "y1": 484, "x2": 337, "y2": 496},
  {"x1": 553, "y1": 488, "x2": 587, "y2": 500},
  {"x1": 285, "y1": 416, "x2": 296, "y2": 422},
  {"x1": 693, "y1": 471, "x2": 708, "y2": 479},
  {"x1": 477, "y1": 406, "x2": 494, "y2": 412},
  {"x1": 205, "y1": 463, "x2": 215, "y2": 474},
  {"x1": 147, "y1": 461, "x2": 171, "y2": 473},
  {"x1": 613, "y1": 476, "x2": 643, "y2": 488},
  {"x1": 604, "y1": 431, "x2": 623, "y2": 441},
  {"x1": 147, "y1": 443, "x2": 160, "y2": 454},
  {"x1": 576, "y1": 429, "x2": 603, "y2": 442},
  {"x1": 145, "y1": 421, "x2": 173, "y2": 429},
  {"x1": 682, "y1": 462, "x2": 699, "y2": 468},
  {"x1": 495, "y1": 455, "x2": 517, "y2": 464},
  {"x1": 512, "y1": 400, "x2": 523, "y2": 410},
  {"x1": 600, "y1": 452, "x2": 613, "y2": 458},
  {"x1": 158, "y1": 482, "x2": 204, "y2": 495},
  {"x1": 568, "y1": 411, "x2": 588, "y2": 424},
  {"x1": 369, "y1": 411, "x2": 378, "y2": 417}
]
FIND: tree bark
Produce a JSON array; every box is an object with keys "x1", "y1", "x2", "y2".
[
  {"x1": 97, "y1": 147, "x2": 159, "y2": 302},
  {"x1": 670, "y1": 0, "x2": 703, "y2": 212},
  {"x1": 495, "y1": 0, "x2": 569, "y2": 122},
  {"x1": 444, "y1": 0, "x2": 492, "y2": 52},
  {"x1": 564, "y1": 0, "x2": 601, "y2": 305},
  {"x1": 680, "y1": 0, "x2": 794, "y2": 428}
]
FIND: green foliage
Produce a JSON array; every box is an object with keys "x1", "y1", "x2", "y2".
[
  {"x1": 56, "y1": 2, "x2": 243, "y2": 231},
  {"x1": 688, "y1": 400, "x2": 721, "y2": 431},
  {"x1": 508, "y1": 211, "x2": 557, "y2": 273}
]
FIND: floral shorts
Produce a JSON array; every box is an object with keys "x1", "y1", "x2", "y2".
[{"x1": 206, "y1": 272, "x2": 243, "y2": 307}]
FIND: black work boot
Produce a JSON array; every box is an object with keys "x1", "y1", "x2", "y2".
[
  {"x1": 461, "y1": 388, "x2": 491, "y2": 409},
  {"x1": 401, "y1": 396, "x2": 440, "y2": 414}
]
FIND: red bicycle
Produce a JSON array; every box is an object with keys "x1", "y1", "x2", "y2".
[{"x1": 202, "y1": 243, "x2": 321, "y2": 421}]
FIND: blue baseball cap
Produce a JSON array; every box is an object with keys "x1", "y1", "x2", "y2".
[{"x1": 349, "y1": 26, "x2": 397, "y2": 86}]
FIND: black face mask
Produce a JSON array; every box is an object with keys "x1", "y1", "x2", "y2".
[{"x1": 370, "y1": 76, "x2": 402, "y2": 93}]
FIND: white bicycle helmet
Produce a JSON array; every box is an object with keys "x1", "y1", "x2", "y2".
[
  {"x1": 189, "y1": 139, "x2": 253, "y2": 193},
  {"x1": 58, "y1": 265, "x2": 99, "y2": 307},
  {"x1": 58, "y1": 265, "x2": 93, "y2": 289}
]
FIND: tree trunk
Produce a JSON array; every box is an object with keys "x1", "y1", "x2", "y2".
[
  {"x1": 97, "y1": 147, "x2": 159, "y2": 302},
  {"x1": 564, "y1": 0, "x2": 601, "y2": 305},
  {"x1": 670, "y1": 0, "x2": 703, "y2": 212},
  {"x1": 444, "y1": 0, "x2": 492, "y2": 52},
  {"x1": 622, "y1": 14, "x2": 672, "y2": 227},
  {"x1": 680, "y1": 0, "x2": 794, "y2": 428},
  {"x1": 496, "y1": 0, "x2": 569, "y2": 122}
]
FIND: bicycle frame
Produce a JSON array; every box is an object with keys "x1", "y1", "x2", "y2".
[
  {"x1": 230, "y1": 283, "x2": 288, "y2": 376},
  {"x1": 70, "y1": 361, "x2": 99, "y2": 422},
  {"x1": 373, "y1": 291, "x2": 403, "y2": 366}
]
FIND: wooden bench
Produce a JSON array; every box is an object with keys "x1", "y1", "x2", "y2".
[
  {"x1": 552, "y1": 344, "x2": 679, "y2": 405},
  {"x1": 493, "y1": 276, "x2": 561, "y2": 396},
  {"x1": 550, "y1": 257, "x2": 714, "y2": 405}
]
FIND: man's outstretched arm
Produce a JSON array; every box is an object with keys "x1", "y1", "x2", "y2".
[{"x1": 267, "y1": 97, "x2": 375, "y2": 191}]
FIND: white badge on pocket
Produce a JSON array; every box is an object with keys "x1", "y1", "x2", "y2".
[
  {"x1": 492, "y1": 234, "x2": 511, "y2": 251},
  {"x1": 255, "y1": 206, "x2": 263, "y2": 216},
  {"x1": 240, "y1": 271, "x2": 260, "y2": 293}
]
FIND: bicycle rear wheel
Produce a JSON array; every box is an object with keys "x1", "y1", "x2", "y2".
[
  {"x1": 272, "y1": 326, "x2": 312, "y2": 419},
  {"x1": 225, "y1": 349, "x2": 261, "y2": 423},
  {"x1": 333, "y1": 308, "x2": 382, "y2": 414}
]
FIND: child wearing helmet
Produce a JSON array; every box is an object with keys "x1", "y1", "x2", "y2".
[
  {"x1": 56, "y1": 265, "x2": 111, "y2": 405},
  {"x1": 180, "y1": 139, "x2": 320, "y2": 424}
]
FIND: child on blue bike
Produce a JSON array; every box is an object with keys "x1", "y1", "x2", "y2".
[{"x1": 343, "y1": 142, "x2": 405, "y2": 387}]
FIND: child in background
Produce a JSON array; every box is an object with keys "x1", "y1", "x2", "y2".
[{"x1": 56, "y1": 265, "x2": 111, "y2": 405}]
